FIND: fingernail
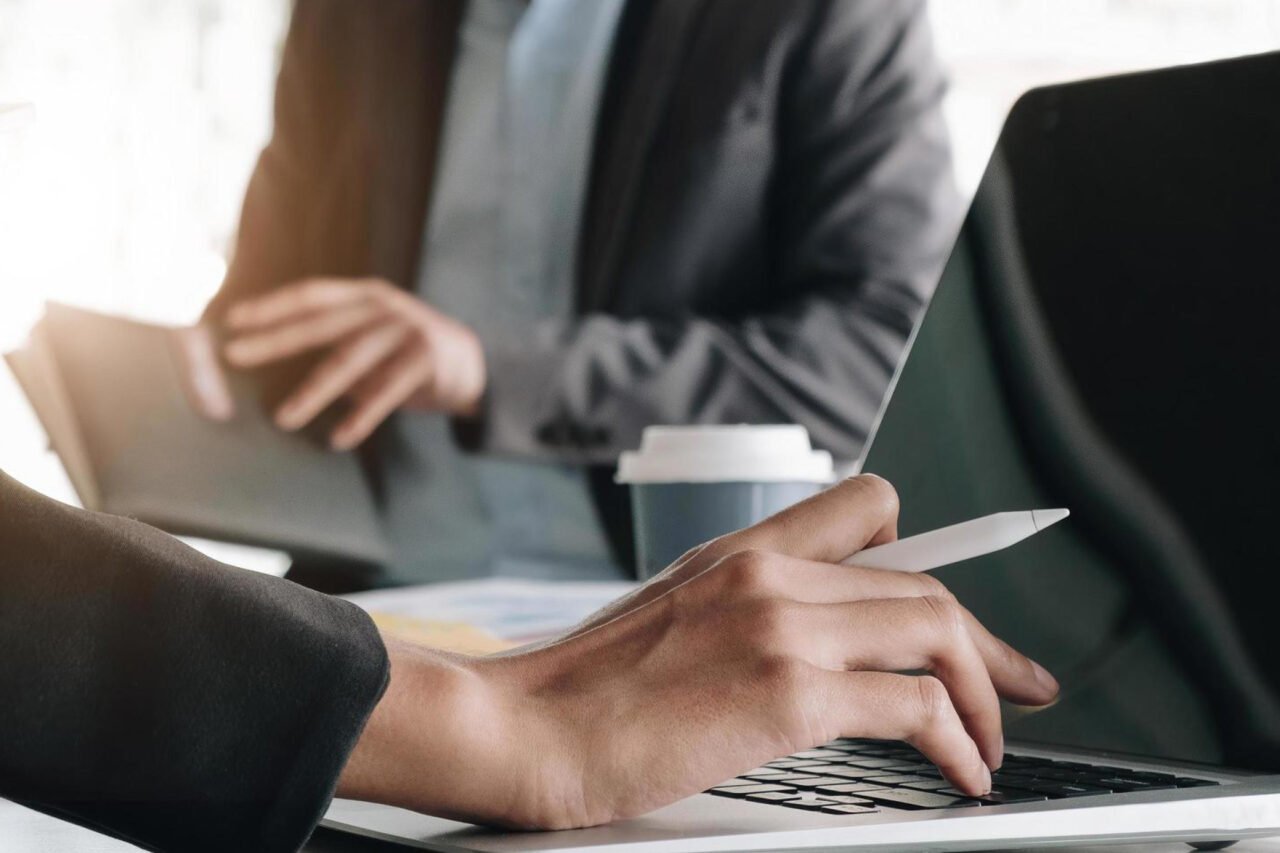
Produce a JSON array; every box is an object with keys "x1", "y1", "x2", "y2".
[
  {"x1": 1032, "y1": 659, "x2": 1060, "y2": 693},
  {"x1": 276, "y1": 407, "x2": 301, "y2": 430},
  {"x1": 980, "y1": 763, "x2": 992, "y2": 795}
]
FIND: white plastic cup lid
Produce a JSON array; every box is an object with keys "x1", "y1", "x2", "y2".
[{"x1": 616, "y1": 425, "x2": 835, "y2": 484}]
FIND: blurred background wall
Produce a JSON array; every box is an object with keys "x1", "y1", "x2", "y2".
[{"x1": 1, "y1": 0, "x2": 1279, "y2": 497}]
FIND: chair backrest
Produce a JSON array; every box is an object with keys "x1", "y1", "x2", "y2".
[{"x1": 861, "y1": 51, "x2": 1280, "y2": 769}]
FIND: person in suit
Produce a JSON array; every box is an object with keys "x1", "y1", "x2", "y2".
[
  {"x1": 0, "y1": 469, "x2": 1057, "y2": 852},
  {"x1": 190, "y1": 0, "x2": 959, "y2": 587}
]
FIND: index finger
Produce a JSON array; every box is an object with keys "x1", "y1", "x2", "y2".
[
  {"x1": 713, "y1": 474, "x2": 900, "y2": 566},
  {"x1": 547, "y1": 475, "x2": 901, "y2": 646},
  {"x1": 225, "y1": 278, "x2": 371, "y2": 329}
]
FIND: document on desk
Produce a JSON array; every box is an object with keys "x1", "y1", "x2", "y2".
[{"x1": 345, "y1": 577, "x2": 640, "y2": 647}]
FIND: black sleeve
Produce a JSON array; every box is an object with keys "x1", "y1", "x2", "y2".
[
  {"x1": 464, "y1": 0, "x2": 959, "y2": 463},
  {"x1": 0, "y1": 470, "x2": 390, "y2": 853}
]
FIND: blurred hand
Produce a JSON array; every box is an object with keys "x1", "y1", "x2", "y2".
[
  {"x1": 172, "y1": 324, "x2": 236, "y2": 423},
  {"x1": 221, "y1": 277, "x2": 487, "y2": 449},
  {"x1": 338, "y1": 476, "x2": 1060, "y2": 829}
]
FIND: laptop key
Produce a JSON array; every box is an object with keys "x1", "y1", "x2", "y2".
[
  {"x1": 820, "y1": 803, "x2": 881, "y2": 815},
  {"x1": 1032, "y1": 767, "x2": 1089, "y2": 782},
  {"x1": 814, "y1": 782, "x2": 892, "y2": 795},
  {"x1": 1024, "y1": 781, "x2": 1113, "y2": 798},
  {"x1": 859, "y1": 774, "x2": 934, "y2": 786},
  {"x1": 901, "y1": 780, "x2": 956, "y2": 791},
  {"x1": 1176, "y1": 778, "x2": 1220, "y2": 787},
  {"x1": 709, "y1": 784, "x2": 796, "y2": 797},
  {"x1": 788, "y1": 776, "x2": 861, "y2": 790},
  {"x1": 1080, "y1": 758, "x2": 1131, "y2": 773},
  {"x1": 1095, "y1": 776, "x2": 1177, "y2": 792},
  {"x1": 791, "y1": 749, "x2": 847, "y2": 760},
  {"x1": 846, "y1": 757, "x2": 905, "y2": 768},
  {"x1": 745, "y1": 791, "x2": 804, "y2": 804},
  {"x1": 860, "y1": 790, "x2": 982, "y2": 810},
  {"x1": 824, "y1": 767, "x2": 899, "y2": 781},
  {"x1": 780, "y1": 794, "x2": 846, "y2": 811},
  {"x1": 766, "y1": 759, "x2": 821, "y2": 769},
  {"x1": 742, "y1": 770, "x2": 796, "y2": 780},
  {"x1": 992, "y1": 770, "x2": 1040, "y2": 786},
  {"x1": 940, "y1": 787, "x2": 1048, "y2": 806}
]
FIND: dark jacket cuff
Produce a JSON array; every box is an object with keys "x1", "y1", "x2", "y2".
[{"x1": 259, "y1": 600, "x2": 389, "y2": 852}]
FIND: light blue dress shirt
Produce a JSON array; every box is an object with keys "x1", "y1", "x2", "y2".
[{"x1": 373, "y1": 0, "x2": 628, "y2": 584}]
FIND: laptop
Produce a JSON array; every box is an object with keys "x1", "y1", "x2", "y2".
[{"x1": 322, "y1": 50, "x2": 1280, "y2": 851}]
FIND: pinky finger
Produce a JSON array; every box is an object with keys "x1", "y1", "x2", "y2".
[{"x1": 330, "y1": 344, "x2": 430, "y2": 450}]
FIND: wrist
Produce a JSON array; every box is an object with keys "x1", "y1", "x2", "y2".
[{"x1": 336, "y1": 639, "x2": 517, "y2": 823}]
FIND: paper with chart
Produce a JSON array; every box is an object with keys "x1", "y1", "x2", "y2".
[{"x1": 345, "y1": 577, "x2": 640, "y2": 651}]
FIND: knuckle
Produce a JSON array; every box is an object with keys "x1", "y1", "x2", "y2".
[
  {"x1": 1000, "y1": 634, "x2": 1036, "y2": 677},
  {"x1": 849, "y1": 473, "x2": 900, "y2": 517},
  {"x1": 755, "y1": 653, "x2": 809, "y2": 697},
  {"x1": 747, "y1": 598, "x2": 798, "y2": 649},
  {"x1": 301, "y1": 277, "x2": 331, "y2": 298},
  {"x1": 673, "y1": 542, "x2": 708, "y2": 567},
  {"x1": 914, "y1": 571, "x2": 954, "y2": 600},
  {"x1": 912, "y1": 675, "x2": 952, "y2": 724},
  {"x1": 920, "y1": 594, "x2": 965, "y2": 638},
  {"x1": 721, "y1": 549, "x2": 774, "y2": 593},
  {"x1": 698, "y1": 532, "x2": 739, "y2": 562}
]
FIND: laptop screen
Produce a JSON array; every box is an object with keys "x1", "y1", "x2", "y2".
[{"x1": 858, "y1": 50, "x2": 1280, "y2": 771}]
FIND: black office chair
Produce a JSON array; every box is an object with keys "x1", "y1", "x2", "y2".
[{"x1": 863, "y1": 51, "x2": 1280, "y2": 768}]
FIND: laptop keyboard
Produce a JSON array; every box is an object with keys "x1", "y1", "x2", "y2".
[{"x1": 707, "y1": 739, "x2": 1220, "y2": 815}]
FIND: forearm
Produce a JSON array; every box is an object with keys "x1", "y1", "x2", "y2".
[{"x1": 464, "y1": 286, "x2": 919, "y2": 464}]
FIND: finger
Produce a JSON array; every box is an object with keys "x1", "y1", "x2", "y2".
[
  {"x1": 330, "y1": 342, "x2": 430, "y2": 450},
  {"x1": 704, "y1": 553, "x2": 1058, "y2": 709},
  {"x1": 550, "y1": 476, "x2": 901, "y2": 645},
  {"x1": 225, "y1": 278, "x2": 373, "y2": 329},
  {"x1": 170, "y1": 325, "x2": 235, "y2": 421},
  {"x1": 698, "y1": 475, "x2": 900, "y2": 572},
  {"x1": 955, "y1": 602, "x2": 1060, "y2": 706},
  {"x1": 800, "y1": 596, "x2": 1004, "y2": 769},
  {"x1": 704, "y1": 550, "x2": 951, "y2": 605},
  {"x1": 275, "y1": 323, "x2": 408, "y2": 431},
  {"x1": 224, "y1": 300, "x2": 385, "y2": 367},
  {"x1": 824, "y1": 670, "x2": 991, "y2": 796}
]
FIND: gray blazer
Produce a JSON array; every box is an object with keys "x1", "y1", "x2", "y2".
[{"x1": 207, "y1": 0, "x2": 959, "y2": 565}]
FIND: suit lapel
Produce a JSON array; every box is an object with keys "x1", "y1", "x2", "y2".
[
  {"x1": 577, "y1": 0, "x2": 708, "y2": 313},
  {"x1": 366, "y1": 0, "x2": 464, "y2": 292}
]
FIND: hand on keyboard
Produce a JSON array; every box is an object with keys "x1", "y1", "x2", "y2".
[{"x1": 337, "y1": 476, "x2": 1060, "y2": 830}]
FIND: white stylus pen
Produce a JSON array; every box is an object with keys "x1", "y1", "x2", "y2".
[{"x1": 844, "y1": 508, "x2": 1070, "y2": 573}]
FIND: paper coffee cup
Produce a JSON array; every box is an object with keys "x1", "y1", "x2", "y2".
[{"x1": 616, "y1": 425, "x2": 835, "y2": 578}]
